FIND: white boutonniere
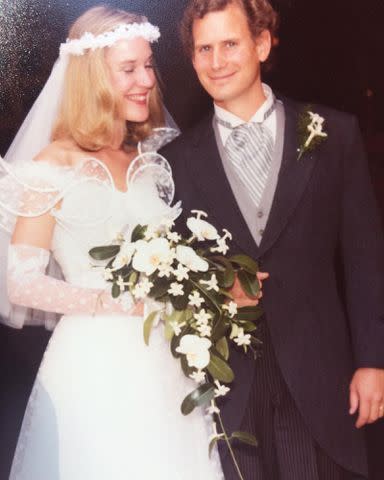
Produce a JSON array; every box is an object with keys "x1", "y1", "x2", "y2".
[{"x1": 297, "y1": 107, "x2": 328, "y2": 160}]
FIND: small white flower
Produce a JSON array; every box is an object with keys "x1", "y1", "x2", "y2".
[
  {"x1": 222, "y1": 301, "x2": 238, "y2": 318},
  {"x1": 104, "y1": 268, "x2": 114, "y2": 281},
  {"x1": 174, "y1": 263, "x2": 189, "y2": 282},
  {"x1": 214, "y1": 380, "x2": 230, "y2": 398},
  {"x1": 157, "y1": 263, "x2": 174, "y2": 278},
  {"x1": 132, "y1": 238, "x2": 172, "y2": 276},
  {"x1": 175, "y1": 334, "x2": 212, "y2": 369},
  {"x1": 132, "y1": 278, "x2": 153, "y2": 299},
  {"x1": 176, "y1": 245, "x2": 209, "y2": 272},
  {"x1": 116, "y1": 276, "x2": 126, "y2": 290},
  {"x1": 168, "y1": 282, "x2": 184, "y2": 297},
  {"x1": 197, "y1": 324, "x2": 212, "y2": 337},
  {"x1": 233, "y1": 327, "x2": 251, "y2": 347},
  {"x1": 194, "y1": 308, "x2": 212, "y2": 326},
  {"x1": 189, "y1": 370, "x2": 206, "y2": 383},
  {"x1": 187, "y1": 217, "x2": 219, "y2": 241},
  {"x1": 207, "y1": 400, "x2": 220, "y2": 415},
  {"x1": 188, "y1": 290, "x2": 205, "y2": 308},
  {"x1": 170, "y1": 320, "x2": 186, "y2": 336},
  {"x1": 167, "y1": 231, "x2": 182, "y2": 243},
  {"x1": 199, "y1": 274, "x2": 219, "y2": 292}
]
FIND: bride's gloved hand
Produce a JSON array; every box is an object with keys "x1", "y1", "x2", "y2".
[{"x1": 7, "y1": 243, "x2": 142, "y2": 317}]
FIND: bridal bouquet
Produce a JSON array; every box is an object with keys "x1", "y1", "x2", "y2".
[{"x1": 89, "y1": 210, "x2": 263, "y2": 479}]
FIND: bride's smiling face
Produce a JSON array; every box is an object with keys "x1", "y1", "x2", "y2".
[{"x1": 105, "y1": 37, "x2": 156, "y2": 123}]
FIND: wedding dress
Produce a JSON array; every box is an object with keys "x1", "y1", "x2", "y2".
[{"x1": 2, "y1": 149, "x2": 224, "y2": 479}]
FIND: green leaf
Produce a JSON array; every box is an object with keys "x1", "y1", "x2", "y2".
[
  {"x1": 181, "y1": 383, "x2": 215, "y2": 415},
  {"x1": 215, "y1": 337, "x2": 229, "y2": 361},
  {"x1": 212, "y1": 257, "x2": 235, "y2": 288},
  {"x1": 131, "y1": 224, "x2": 146, "y2": 242},
  {"x1": 208, "y1": 435, "x2": 225, "y2": 457},
  {"x1": 218, "y1": 288, "x2": 234, "y2": 300},
  {"x1": 164, "y1": 310, "x2": 187, "y2": 342},
  {"x1": 207, "y1": 353, "x2": 234, "y2": 383},
  {"x1": 89, "y1": 245, "x2": 120, "y2": 261},
  {"x1": 211, "y1": 315, "x2": 230, "y2": 342},
  {"x1": 236, "y1": 305, "x2": 264, "y2": 322},
  {"x1": 231, "y1": 431, "x2": 258, "y2": 447},
  {"x1": 149, "y1": 277, "x2": 171, "y2": 300},
  {"x1": 229, "y1": 255, "x2": 259, "y2": 274},
  {"x1": 111, "y1": 283, "x2": 120, "y2": 298},
  {"x1": 238, "y1": 270, "x2": 260, "y2": 299},
  {"x1": 143, "y1": 310, "x2": 159, "y2": 346},
  {"x1": 239, "y1": 321, "x2": 258, "y2": 333}
]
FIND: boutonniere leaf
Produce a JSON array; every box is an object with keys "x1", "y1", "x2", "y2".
[{"x1": 297, "y1": 105, "x2": 328, "y2": 160}]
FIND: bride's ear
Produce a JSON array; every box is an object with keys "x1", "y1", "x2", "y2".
[{"x1": 255, "y1": 30, "x2": 272, "y2": 63}]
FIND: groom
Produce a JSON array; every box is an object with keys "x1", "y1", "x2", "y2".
[{"x1": 161, "y1": 0, "x2": 384, "y2": 478}]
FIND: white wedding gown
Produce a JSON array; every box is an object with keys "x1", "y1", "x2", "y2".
[{"x1": 2, "y1": 151, "x2": 224, "y2": 480}]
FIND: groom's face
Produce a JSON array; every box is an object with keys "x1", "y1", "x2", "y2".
[{"x1": 192, "y1": 3, "x2": 270, "y2": 112}]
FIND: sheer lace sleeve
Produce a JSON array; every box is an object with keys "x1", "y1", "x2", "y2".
[{"x1": 7, "y1": 244, "x2": 139, "y2": 318}]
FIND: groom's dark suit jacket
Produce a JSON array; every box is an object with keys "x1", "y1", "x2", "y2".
[{"x1": 160, "y1": 96, "x2": 384, "y2": 477}]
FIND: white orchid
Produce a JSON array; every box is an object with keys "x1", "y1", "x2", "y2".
[
  {"x1": 210, "y1": 229, "x2": 233, "y2": 255},
  {"x1": 305, "y1": 111, "x2": 328, "y2": 148},
  {"x1": 174, "y1": 263, "x2": 190, "y2": 282},
  {"x1": 168, "y1": 282, "x2": 184, "y2": 297},
  {"x1": 176, "y1": 245, "x2": 209, "y2": 272},
  {"x1": 214, "y1": 380, "x2": 230, "y2": 398},
  {"x1": 233, "y1": 327, "x2": 251, "y2": 347},
  {"x1": 175, "y1": 334, "x2": 212, "y2": 369},
  {"x1": 187, "y1": 216, "x2": 219, "y2": 242},
  {"x1": 188, "y1": 290, "x2": 205, "y2": 308},
  {"x1": 112, "y1": 242, "x2": 136, "y2": 269},
  {"x1": 193, "y1": 308, "x2": 212, "y2": 326},
  {"x1": 199, "y1": 273, "x2": 219, "y2": 292},
  {"x1": 189, "y1": 369, "x2": 206, "y2": 383},
  {"x1": 132, "y1": 238, "x2": 172, "y2": 276},
  {"x1": 222, "y1": 301, "x2": 238, "y2": 318}
]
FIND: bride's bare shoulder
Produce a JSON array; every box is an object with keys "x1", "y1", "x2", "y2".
[{"x1": 34, "y1": 139, "x2": 86, "y2": 167}]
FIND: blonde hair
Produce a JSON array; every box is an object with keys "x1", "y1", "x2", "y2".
[{"x1": 52, "y1": 5, "x2": 164, "y2": 151}]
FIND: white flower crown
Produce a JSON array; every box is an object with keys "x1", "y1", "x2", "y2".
[{"x1": 59, "y1": 22, "x2": 161, "y2": 57}]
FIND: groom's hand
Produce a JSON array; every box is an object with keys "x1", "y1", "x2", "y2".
[
  {"x1": 230, "y1": 272, "x2": 269, "y2": 307},
  {"x1": 349, "y1": 368, "x2": 384, "y2": 428}
]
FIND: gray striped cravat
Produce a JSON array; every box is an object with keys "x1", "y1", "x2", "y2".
[{"x1": 219, "y1": 102, "x2": 275, "y2": 207}]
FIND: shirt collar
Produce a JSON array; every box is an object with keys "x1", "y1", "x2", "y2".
[{"x1": 214, "y1": 83, "x2": 274, "y2": 128}]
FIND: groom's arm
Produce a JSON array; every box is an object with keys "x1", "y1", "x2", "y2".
[{"x1": 338, "y1": 115, "x2": 384, "y2": 427}]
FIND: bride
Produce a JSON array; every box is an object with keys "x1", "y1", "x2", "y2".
[{"x1": 1, "y1": 5, "x2": 224, "y2": 479}]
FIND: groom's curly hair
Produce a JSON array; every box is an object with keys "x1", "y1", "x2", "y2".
[{"x1": 180, "y1": 0, "x2": 279, "y2": 60}]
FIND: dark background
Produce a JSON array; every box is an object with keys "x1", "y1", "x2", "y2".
[{"x1": 1, "y1": 0, "x2": 383, "y2": 478}]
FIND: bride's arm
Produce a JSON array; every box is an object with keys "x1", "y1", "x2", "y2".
[{"x1": 8, "y1": 212, "x2": 141, "y2": 316}]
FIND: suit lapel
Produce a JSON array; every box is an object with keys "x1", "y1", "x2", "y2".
[
  {"x1": 187, "y1": 114, "x2": 258, "y2": 256},
  {"x1": 258, "y1": 100, "x2": 319, "y2": 257}
]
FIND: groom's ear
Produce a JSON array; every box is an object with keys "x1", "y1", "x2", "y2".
[{"x1": 255, "y1": 29, "x2": 272, "y2": 63}]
